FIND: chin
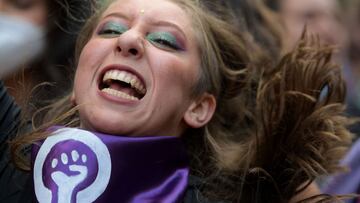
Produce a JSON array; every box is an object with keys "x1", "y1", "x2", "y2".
[
  {"x1": 79, "y1": 117, "x2": 122, "y2": 136},
  {"x1": 86, "y1": 123, "x2": 127, "y2": 136}
]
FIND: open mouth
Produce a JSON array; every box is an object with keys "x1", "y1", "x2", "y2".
[{"x1": 99, "y1": 69, "x2": 146, "y2": 101}]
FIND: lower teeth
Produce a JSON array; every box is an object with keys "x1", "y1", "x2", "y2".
[{"x1": 102, "y1": 88, "x2": 139, "y2": 101}]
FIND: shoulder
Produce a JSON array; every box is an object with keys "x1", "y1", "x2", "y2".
[
  {"x1": 0, "y1": 161, "x2": 32, "y2": 203},
  {"x1": 0, "y1": 81, "x2": 32, "y2": 202}
]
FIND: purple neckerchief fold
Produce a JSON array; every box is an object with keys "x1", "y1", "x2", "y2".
[{"x1": 31, "y1": 126, "x2": 189, "y2": 203}]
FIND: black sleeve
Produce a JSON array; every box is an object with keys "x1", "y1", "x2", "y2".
[
  {"x1": 0, "y1": 81, "x2": 32, "y2": 203},
  {"x1": 0, "y1": 80, "x2": 21, "y2": 143}
]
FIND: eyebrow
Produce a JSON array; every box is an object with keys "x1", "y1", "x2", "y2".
[
  {"x1": 102, "y1": 12, "x2": 131, "y2": 21},
  {"x1": 102, "y1": 12, "x2": 187, "y2": 41},
  {"x1": 149, "y1": 20, "x2": 187, "y2": 41}
]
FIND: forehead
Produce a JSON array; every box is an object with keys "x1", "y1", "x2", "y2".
[{"x1": 103, "y1": 0, "x2": 192, "y2": 26}]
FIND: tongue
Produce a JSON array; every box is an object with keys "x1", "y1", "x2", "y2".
[{"x1": 109, "y1": 82, "x2": 136, "y2": 97}]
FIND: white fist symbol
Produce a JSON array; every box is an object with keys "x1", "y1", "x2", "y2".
[{"x1": 51, "y1": 150, "x2": 88, "y2": 203}]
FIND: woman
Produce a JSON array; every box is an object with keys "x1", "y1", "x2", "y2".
[{"x1": 0, "y1": 0, "x2": 352, "y2": 202}]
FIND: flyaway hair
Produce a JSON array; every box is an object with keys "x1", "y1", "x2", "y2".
[
  {"x1": 250, "y1": 36, "x2": 352, "y2": 202},
  {"x1": 195, "y1": 34, "x2": 354, "y2": 202}
]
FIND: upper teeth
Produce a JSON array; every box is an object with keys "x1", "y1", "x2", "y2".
[{"x1": 103, "y1": 69, "x2": 146, "y2": 94}]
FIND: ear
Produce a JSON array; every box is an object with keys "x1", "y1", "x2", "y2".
[
  {"x1": 70, "y1": 91, "x2": 76, "y2": 106},
  {"x1": 184, "y1": 93, "x2": 216, "y2": 128}
]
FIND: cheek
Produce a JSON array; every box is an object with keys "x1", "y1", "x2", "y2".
[
  {"x1": 74, "y1": 40, "x2": 110, "y2": 94},
  {"x1": 155, "y1": 57, "x2": 198, "y2": 92},
  {"x1": 155, "y1": 48, "x2": 200, "y2": 86},
  {"x1": 78, "y1": 40, "x2": 108, "y2": 68},
  {"x1": 76, "y1": 39, "x2": 113, "y2": 80}
]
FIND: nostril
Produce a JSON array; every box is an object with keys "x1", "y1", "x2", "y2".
[
  {"x1": 129, "y1": 48, "x2": 138, "y2": 55},
  {"x1": 117, "y1": 47, "x2": 122, "y2": 52}
]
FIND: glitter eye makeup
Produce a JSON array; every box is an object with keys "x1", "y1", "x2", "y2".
[
  {"x1": 98, "y1": 21, "x2": 128, "y2": 38},
  {"x1": 146, "y1": 32, "x2": 184, "y2": 51}
]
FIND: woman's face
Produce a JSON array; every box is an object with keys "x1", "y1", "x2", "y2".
[
  {"x1": 0, "y1": 0, "x2": 47, "y2": 26},
  {"x1": 73, "y1": 0, "x2": 208, "y2": 137},
  {"x1": 280, "y1": 0, "x2": 346, "y2": 50}
]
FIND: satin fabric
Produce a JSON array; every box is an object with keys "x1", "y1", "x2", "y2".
[{"x1": 31, "y1": 126, "x2": 189, "y2": 203}]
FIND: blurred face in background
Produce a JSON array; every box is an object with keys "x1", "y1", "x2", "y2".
[
  {"x1": 347, "y1": 1, "x2": 360, "y2": 58},
  {"x1": 280, "y1": 0, "x2": 346, "y2": 51},
  {"x1": 0, "y1": 0, "x2": 47, "y2": 26}
]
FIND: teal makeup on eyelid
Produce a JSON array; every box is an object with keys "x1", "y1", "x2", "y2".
[
  {"x1": 97, "y1": 20, "x2": 185, "y2": 50},
  {"x1": 146, "y1": 32, "x2": 184, "y2": 50},
  {"x1": 98, "y1": 21, "x2": 128, "y2": 36}
]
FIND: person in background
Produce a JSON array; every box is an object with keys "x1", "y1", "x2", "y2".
[
  {"x1": 341, "y1": 0, "x2": 360, "y2": 135},
  {"x1": 265, "y1": 0, "x2": 347, "y2": 53},
  {"x1": 266, "y1": 0, "x2": 360, "y2": 137},
  {"x1": 320, "y1": 1, "x2": 360, "y2": 202},
  {"x1": 0, "y1": 0, "x2": 93, "y2": 109}
]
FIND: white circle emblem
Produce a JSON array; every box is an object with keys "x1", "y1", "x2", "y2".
[{"x1": 33, "y1": 128, "x2": 112, "y2": 203}]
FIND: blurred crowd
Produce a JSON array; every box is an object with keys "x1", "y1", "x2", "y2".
[
  {"x1": 2, "y1": 0, "x2": 360, "y2": 201},
  {"x1": 228, "y1": 0, "x2": 360, "y2": 136},
  {"x1": 0, "y1": 0, "x2": 93, "y2": 109}
]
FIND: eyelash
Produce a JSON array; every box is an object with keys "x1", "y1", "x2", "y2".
[
  {"x1": 98, "y1": 23, "x2": 127, "y2": 36},
  {"x1": 98, "y1": 22, "x2": 182, "y2": 51},
  {"x1": 99, "y1": 29, "x2": 123, "y2": 35},
  {"x1": 147, "y1": 36, "x2": 181, "y2": 50}
]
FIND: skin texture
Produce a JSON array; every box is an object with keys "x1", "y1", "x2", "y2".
[
  {"x1": 72, "y1": 0, "x2": 216, "y2": 137},
  {"x1": 280, "y1": 0, "x2": 346, "y2": 50},
  {"x1": 0, "y1": 0, "x2": 47, "y2": 26}
]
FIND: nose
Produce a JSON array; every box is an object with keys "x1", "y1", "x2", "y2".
[{"x1": 116, "y1": 30, "x2": 144, "y2": 59}]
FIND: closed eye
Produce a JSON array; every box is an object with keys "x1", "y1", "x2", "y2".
[
  {"x1": 146, "y1": 32, "x2": 183, "y2": 51},
  {"x1": 98, "y1": 21, "x2": 128, "y2": 38},
  {"x1": 152, "y1": 39, "x2": 179, "y2": 50}
]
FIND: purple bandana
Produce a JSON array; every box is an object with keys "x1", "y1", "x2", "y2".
[{"x1": 31, "y1": 126, "x2": 189, "y2": 203}]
